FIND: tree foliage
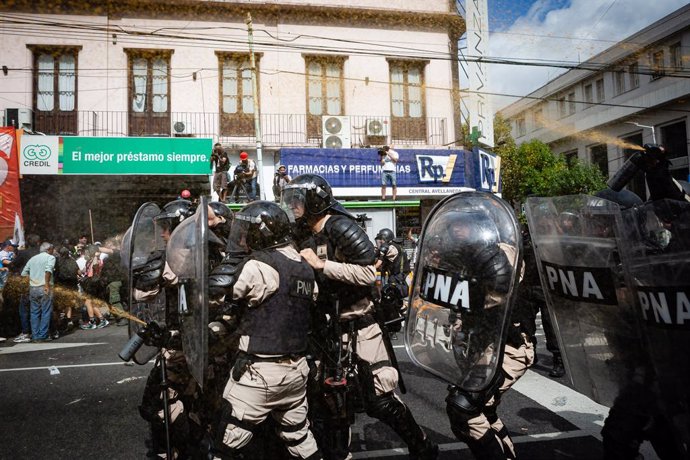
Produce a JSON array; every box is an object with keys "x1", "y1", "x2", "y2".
[{"x1": 496, "y1": 116, "x2": 607, "y2": 206}]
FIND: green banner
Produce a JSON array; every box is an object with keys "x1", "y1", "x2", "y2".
[{"x1": 61, "y1": 137, "x2": 212, "y2": 175}]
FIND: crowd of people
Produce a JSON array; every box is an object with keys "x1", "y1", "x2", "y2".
[{"x1": 0, "y1": 232, "x2": 127, "y2": 344}]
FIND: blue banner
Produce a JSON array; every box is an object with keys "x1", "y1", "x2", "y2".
[{"x1": 280, "y1": 148, "x2": 500, "y2": 197}]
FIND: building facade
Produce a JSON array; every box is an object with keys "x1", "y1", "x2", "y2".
[
  {"x1": 500, "y1": 4, "x2": 690, "y2": 200},
  {"x1": 0, "y1": 0, "x2": 467, "y2": 239},
  {"x1": 0, "y1": 0, "x2": 464, "y2": 148}
]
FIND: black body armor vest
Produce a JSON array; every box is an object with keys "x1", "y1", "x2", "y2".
[
  {"x1": 239, "y1": 249, "x2": 315, "y2": 355},
  {"x1": 313, "y1": 215, "x2": 375, "y2": 312}
]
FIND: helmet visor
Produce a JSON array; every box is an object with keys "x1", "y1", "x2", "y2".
[
  {"x1": 281, "y1": 188, "x2": 307, "y2": 221},
  {"x1": 228, "y1": 215, "x2": 252, "y2": 254}
]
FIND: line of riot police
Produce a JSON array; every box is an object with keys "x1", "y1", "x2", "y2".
[
  {"x1": 118, "y1": 173, "x2": 541, "y2": 460},
  {"x1": 524, "y1": 143, "x2": 690, "y2": 459},
  {"x1": 118, "y1": 179, "x2": 440, "y2": 459},
  {"x1": 117, "y1": 149, "x2": 690, "y2": 460}
]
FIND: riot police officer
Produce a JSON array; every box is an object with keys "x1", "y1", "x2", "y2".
[
  {"x1": 406, "y1": 193, "x2": 526, "y2": 460},
  {"x1": 282, "y1": 174, "x2": 437, "y2": 460},
  {"x1": 208, "y1": 201, "x2": 233, "y2": 269},
  {"x1": 130, "y1": 198, "x2": 199, "y2": 458},
  {"x1": 374, "y1": 228, "x2": 410, "y2": 299},
  {"x1": 206, "y1": 201, "x2": 321, "y2": 460}
]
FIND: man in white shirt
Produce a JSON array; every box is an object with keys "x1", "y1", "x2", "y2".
[{"x1": 380, "y1": 145, "x2": 399, "y2": 201}]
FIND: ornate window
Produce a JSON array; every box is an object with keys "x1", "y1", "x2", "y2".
[
  {"x1": 304, "y1": 55, "x2": 346, "y2": 140},
  {"x1": 125, "y1": 49, "x2": 173, "y2": 136},
  {"x1": 388, "y1": 59, "x2": 428, "y2": 140},
  {"x1": 217, "y1": 52, "x2": 261, "y2": 137},
  {"x1": 28, "y1": 45, "x2": 81, "y2": 135}
]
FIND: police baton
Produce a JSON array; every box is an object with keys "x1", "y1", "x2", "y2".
[{"x1": 375, "y1": 312, "x2": 407, "y2": 394}]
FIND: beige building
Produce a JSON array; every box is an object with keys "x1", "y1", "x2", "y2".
[
  {"x1": 0, "y1": 0, "x2": 464, "y2": 149},
  {"x1": 0, "y1": 0, "x2": 465, "y2": 238},
  {"x1": 500, "y1": 4, "x2": 690, "y2": 200}
]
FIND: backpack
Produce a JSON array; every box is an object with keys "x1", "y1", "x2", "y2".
[
  {"x1": 56, "y1": 256, "x2": 80, "y2": 286},
  {"x1": 393, "y1": 242, "x2": 411, "y2": 275}
]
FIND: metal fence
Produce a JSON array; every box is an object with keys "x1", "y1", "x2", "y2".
[{"x1": 33, "y1": 111, "x2": 449, "y2": 147}]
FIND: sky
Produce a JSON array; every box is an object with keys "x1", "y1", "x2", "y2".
[{"x1": 481, "y1": 0, "x2": 690, "y2": 110}]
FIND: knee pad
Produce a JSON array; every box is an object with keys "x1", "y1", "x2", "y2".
[
  {"x1": 365, "y1": 392, "x2": 406, "y2": 422},
  {"x1": 446, "y1": 388, "x2": 487, "y2": 442}
]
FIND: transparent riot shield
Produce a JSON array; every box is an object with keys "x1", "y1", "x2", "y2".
[
  {"x1": 525, "y1": 194, "x2": 641, "y2": 407},
  {"x1": 167, "y1": 196, "x2": 209, "y2": 388},
  {"x1": 127, "y1": 202, "x2": 167, "y2": 365},
  {"x1": 617, "y1": 199, "x2": 690, "y2": 444},
  {"x1": 404, "y1": 191, "x2": 522, "y2": 391}
]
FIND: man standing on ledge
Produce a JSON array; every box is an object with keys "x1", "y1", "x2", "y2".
[
  {"x1": 380, "y1": 145, "x2": 399, "y2": 201},
  {"x1": 238, "y1": 151, "x2": 258, "y2": 201}
]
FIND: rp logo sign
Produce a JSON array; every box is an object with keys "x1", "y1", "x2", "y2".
[
  {"x1": 415, "y1": 154, "x2": 457, "y2": 183},
  {"x1": 478, "y1": 150, "x2": 498, "y2": 191}
]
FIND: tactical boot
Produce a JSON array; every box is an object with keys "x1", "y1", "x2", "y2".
[
  {"x1": 465, "y1": 431, "x2": 506, "y2": 460},
  {"x1": 368, "y1": 394, "x2": 438, "y2": 460},
  {"x1": 409, "y1": 436, "x2": 439, "y2": 460},
  {"x1": 549, "y1": 354, "x2": 565, "y2": 378}
]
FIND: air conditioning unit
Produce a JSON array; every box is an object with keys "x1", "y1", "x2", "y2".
[
  {"x1": 322, "y1": 115, "x2": 351, "y2": 149},
  {"x1": 366, "y1": 118, "x2": 388, "y2": 137},
  {"x1": 5, "y1": 108, "x2": 33, "y2": 130},
  {"x1": 172, "y1": 120, "x2": 195, "y2": 137}
]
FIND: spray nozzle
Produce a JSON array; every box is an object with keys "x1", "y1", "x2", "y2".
[{"x1": 643, "y1": 144, "x2": 666, "y2": 157}]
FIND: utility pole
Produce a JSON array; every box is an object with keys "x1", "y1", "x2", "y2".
[{"x1": 246, "y1": 12, "x2": 264, "y2": 199}]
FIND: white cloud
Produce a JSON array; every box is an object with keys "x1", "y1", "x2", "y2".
[{"x1": 487, "y1": 0, "x2": 689, "y2": 110}]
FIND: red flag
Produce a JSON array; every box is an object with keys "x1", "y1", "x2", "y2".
[{"x1": 0, "y1": 127, "x2": 23, "y2": 241}]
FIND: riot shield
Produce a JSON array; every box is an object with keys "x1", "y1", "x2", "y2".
[
  {"x1": 167, "y1": 196, "x2": 209, "y2": 388},
  {"x1": 127, "y1": 202, "x2": 167, "y2": 365},
  {"x1": 404, "y1": 191, "x2": 522, "y2": 391},
  {"x1": 525, "y1": 194, "x2": 641, "y2": 407},
  {"x1": 617, "y1": 199, "x2": 690, "y2": 444}
]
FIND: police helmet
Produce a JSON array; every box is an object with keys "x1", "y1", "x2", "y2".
[
  {"x1": 209, "y1": 201, "x2": 233, "y2": 221},
  {"x1": 558, "y1": 211, "x2": 581, "y2": 235},
  {"x1": 282, "y1": 174, "x2": 334, "y2": 217},
  {"x1": 154, "y1": 199, "x2": 196, "y2": 232},
  {"x1": 375, "y1": 228, "x2": 395, "y2": 243},
  {"x1": 233, "y1": 200, "x2": 292, "y2": 250}
]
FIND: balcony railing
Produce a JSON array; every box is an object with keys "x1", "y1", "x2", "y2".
[{"x1": 33, "y1": 111, "x2": 449, "y2": 147}]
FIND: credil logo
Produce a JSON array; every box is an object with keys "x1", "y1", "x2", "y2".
[{"x1": 23, "y1": 144, "x2": 51, "y2": 161}]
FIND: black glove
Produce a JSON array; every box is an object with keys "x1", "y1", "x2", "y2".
[
  {"x1": 208, "y1": 254, "x2": 248, "y2": 299},
  {"x1": 132, "y1": 250, "x2": 165, "y2": 291}
]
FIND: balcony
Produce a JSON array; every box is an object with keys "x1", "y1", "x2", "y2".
[{"x1": 33, "y1": 111, "x2": 449, "y2": 147}]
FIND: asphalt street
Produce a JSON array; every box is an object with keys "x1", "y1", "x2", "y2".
[{"x1": 0, "y1": 320, "x2": 658, "y2": 460}]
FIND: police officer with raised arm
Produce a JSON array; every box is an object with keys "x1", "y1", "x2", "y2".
[{"x1": 282, "y1": 174, "x2": 437, "y2": 460}]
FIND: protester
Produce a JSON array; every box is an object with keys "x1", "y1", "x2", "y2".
[
  {"x1": 12, "y1": 234, "x2": 41, "y2": 343},
  {"x1": 77, "y1": 245, "x2": 109, "y2": 329},
  {"x1": 0, "y1": 240, "x2": 18, "y2": 343},
  {"x1": 21, "y1": 242, "x2": 56, "y2": 342}
]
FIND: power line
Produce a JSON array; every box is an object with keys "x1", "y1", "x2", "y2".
[{"x1": 2, "y1": 12, "x2": 690, "y2": 78}]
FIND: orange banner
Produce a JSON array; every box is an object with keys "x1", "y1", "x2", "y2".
[{"x1": 0, "y1": 127, "x2": 23, "y2": 241}]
